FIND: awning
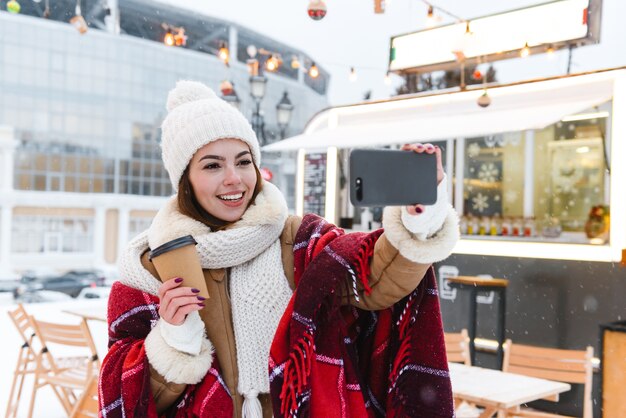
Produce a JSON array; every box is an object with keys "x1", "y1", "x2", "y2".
[{"x1": 263, "y1": 70, "x2": 619, "y2": 152}]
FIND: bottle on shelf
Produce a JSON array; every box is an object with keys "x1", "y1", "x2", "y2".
[
  {"x1": 523, "y1": 217, "x2": 536, "y2": 237},
  {"x1": 490, "y1": 216, "x2": 501, "y2": 236},
  {"x1": 512, "y1": 218, "x2": 522, "y2": 237},
  {"x1": 501, "y1": 217, "x2": 511, "y2": 237}
]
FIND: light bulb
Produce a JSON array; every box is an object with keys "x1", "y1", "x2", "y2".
[
  {"x1": 218, "y1": 43, "x2": 229, "y2": 63},
  {"x1": 349, "y1": 67, "x2": 357, "y2": 82},
  {"x1": 309, "y1": 63, "x2": 320, "y2": 78},
  {"x1": 265, "y1": 55, "x2": 279, "y2": 72},
  {"x1": 426, "y1": 6, "x2": 436, "y2": 28},
  {"x1": 520, "y1": 42, "x2": 530, "y2": 58},
  {"x1": 164, "y1": 31, "x2": 175, "y2": 46}
]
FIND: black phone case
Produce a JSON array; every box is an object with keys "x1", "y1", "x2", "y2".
[{"x1": 349, "y1": 149, "x2": 437, "y2": 206}]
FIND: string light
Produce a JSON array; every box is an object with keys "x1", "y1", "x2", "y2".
[
  {"x1": 163, "y1": 29, "x2": 175, "y2": 46},
  {"x1": 546, "y1": 44, "x2": 555, "y2": 58},
  {"x1": 426, "y1": 5, "x2": 436, "y2": 27},
  {"x1": 418, "y1": 0, "x2": 465, "y2": 26},
  {"x1": 309, "y1": 63, "x2": 320, "y2": 78},
  {"x1": 218, "y1": 41, "x2": 229, "y2": 64},
  {"x1": 162, "y1": 24, "x2": 186, "y2": 47},
  {"x1": 265, "y1": 54, "x2": 280, "y2": 72},
  {"x1": 520, "y1": 42, "x2": 530, "y2": 58},
  {"x1": 348, "y1": 67, "x2": 358, "y2": 82},
  {"x1": 291, "y1": 55, "x2": 300, "y2": 69}
]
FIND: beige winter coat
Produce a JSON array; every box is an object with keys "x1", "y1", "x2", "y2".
[{"x1": 140, "y1": 210, "x2": 459, "y2": 417}]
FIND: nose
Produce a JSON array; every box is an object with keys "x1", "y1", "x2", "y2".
[{"x1": 223, "y1": 164, "x2": 242, "y2": 185}]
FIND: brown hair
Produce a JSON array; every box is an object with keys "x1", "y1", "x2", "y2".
[{"x1": 177, "y1": 163, "x2": 264, "y2": 231}]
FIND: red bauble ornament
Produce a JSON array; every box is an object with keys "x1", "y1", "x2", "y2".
[
  {"x1": 219, "y1": 80, "x2": 233, "y2": 96},
  {"x1": 307, "y1": 0, "x2": 327, "y2": 20},
  {"x1": 472, "y1": 69, "x2": 482, "y2": 80},
  {"x1": 260, "y1": 167, "x2": 273, "y2": 181}
]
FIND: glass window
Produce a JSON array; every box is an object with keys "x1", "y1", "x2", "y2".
[
  {"x1": 534, "y1": 114, "x2": 608, "y2": 236},
  {"x1": 458, "y1": 107, "x2": 609, "y2": 242},
  {"x1": 460, "y1": 132, "x2": 527, "y2": 237},
  {"x1": 12, "y1": 215, "x2": 94, "y2": 253}
]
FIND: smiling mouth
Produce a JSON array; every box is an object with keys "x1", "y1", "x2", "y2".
[{"x1": 218, "y1": 192, "x2": 244, "y2": 202}]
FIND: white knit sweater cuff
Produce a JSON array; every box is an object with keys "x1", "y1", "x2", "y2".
[
  {"x1": 159, "y1": 311, "x2": 205, "y2": 355},
  {"x1": 400, "y1": 175, "x2": 450, "y2": 240},
  {"x1": 383, "y1": 204, "x2": 460, "y2": 264},
  {"x1": 145, "y1": 316, "x2": 214, "y2": 385}
]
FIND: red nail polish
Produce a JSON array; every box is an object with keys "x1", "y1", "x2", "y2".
[{"x1": 415, "y1": 206, "x2": 423, "y2": 213}]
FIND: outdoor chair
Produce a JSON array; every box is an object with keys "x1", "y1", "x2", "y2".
[
  {"x1": 25, "y1": 316, "x2": 101, "y2": 418},
  {"x1": 501, "y1": 339, "x2": 594, "y2": 418},
  {"x1": 445, "y1": 329, "x2": 472, "y2": 366},
  {"x1": 69, "y1": 376, "x2": 99, "y2": 418},
  {"x1": 5, "y1": 304, "x2": 68, "y2": 418},
  {"x1": 445, "y1": 329, "x2": 481, "y2": 418}
]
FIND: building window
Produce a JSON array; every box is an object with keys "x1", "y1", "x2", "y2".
[
  {"x1": 13, "y1": 143, "x2": 115, "y2": 194},
  {"x1": 117, "y1": 122, "x2": 171, "y2": 197},
  {"x1": 129, "y1": 217, "x2": 153, "y2": 240},
  {"x1": 12, "y1": 215, "x2": 94, "y2": 253}
]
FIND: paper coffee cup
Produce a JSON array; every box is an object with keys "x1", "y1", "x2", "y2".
[{"x1": 149, "y1": 235, "x2": 209, "y2": 299}]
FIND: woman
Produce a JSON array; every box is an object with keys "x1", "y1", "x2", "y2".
[{"x1": 99, "y1": 81, "x2": 459, "y2": 418}]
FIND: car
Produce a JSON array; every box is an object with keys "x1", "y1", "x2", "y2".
[
  {"x1": 77, "y1": 286, "x2": 111, "y2": 300},
  {"x1": 13, "y1": 274, "x2": 96, "y2": 299},
  {"x1": 63, "y1": 269, "x2": 106, "y2": 287},
  {"x1": 15, "y1": 290, "x2": 73, "y2": 303},
  {"x1": 0, "y1": 267, "x2": 20, "y2": 293}
]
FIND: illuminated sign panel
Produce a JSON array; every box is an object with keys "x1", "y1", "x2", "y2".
[{"x1": 389, "y1": 0, "x2": 601, "y2": 73}]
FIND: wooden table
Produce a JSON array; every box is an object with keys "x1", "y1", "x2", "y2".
[
  {"x1": 62, "y1": 304, "x2": 107, "y2": 322},
  {"x1": 449, "y1": 362, "x2": 571, "y2": 418}
]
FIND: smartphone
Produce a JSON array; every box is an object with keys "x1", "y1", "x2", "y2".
[{"x1": 349, "y1": 148, "x2": 437, "y2": 206}]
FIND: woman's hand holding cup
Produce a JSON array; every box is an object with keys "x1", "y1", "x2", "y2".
[{"x1": 158, "y1": 277, "x2": 206, "y2": 326}]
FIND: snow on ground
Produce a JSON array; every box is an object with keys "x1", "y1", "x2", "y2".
[{"x1": 0, "y1": 293, "x2": 109, "y2": 417}]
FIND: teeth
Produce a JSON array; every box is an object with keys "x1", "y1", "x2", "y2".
[{"x1": 219, "y1": 193, "x2": 243, "y2": 201}]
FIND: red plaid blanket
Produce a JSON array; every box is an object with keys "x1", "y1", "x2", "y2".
[
  {"x1": 99, "y1": 282, "x2": 233, "y2": 418},
  {"x1": 269, "y1": 214, "x2": 454, "y2": 417}
]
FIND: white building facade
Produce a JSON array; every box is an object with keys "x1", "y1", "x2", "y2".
[{"x1": 0, "y1": 2, "x2": 329, "y2": 274}]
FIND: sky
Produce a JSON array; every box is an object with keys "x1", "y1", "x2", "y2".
[{"x1": 157, "y1": 0, "x2": 626, "y2": 106}]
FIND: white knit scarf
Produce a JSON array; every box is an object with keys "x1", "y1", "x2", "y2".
[{"x1": 118, "y1": 182, "x2": 292, "y2": 417}]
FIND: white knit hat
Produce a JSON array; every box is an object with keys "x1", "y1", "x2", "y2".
[{"x1": 161, "y1": 80, "x2": 261, "y2": 191}]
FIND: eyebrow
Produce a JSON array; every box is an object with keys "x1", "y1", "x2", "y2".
[{"x1": 198, "y1": 150, "x2": 251, "y2": 162}]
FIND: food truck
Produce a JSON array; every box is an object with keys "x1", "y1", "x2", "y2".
[{"x1": 263, "y1": 66, "x2": 626, "y2": 416}]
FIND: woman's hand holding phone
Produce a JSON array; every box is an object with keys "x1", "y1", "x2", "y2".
[{"x1": 401, "y1": 143, "x2": 444, "y2": 217}]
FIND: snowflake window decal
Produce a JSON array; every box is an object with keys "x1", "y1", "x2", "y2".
[
  {"x1": 472, "y1": 193, "x2": 489, "y2": 213},
  {"x1": 478, "y1": 163, "x2": 499, "y2": 183}
]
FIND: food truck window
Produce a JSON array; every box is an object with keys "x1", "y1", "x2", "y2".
[
  {"x1": 460, "y1": 107, "x2": 609, "y2": 243},
  {"x1": 534, "y1": 112, "x2": 608, "y2": 239},
  {"x1": 462, "y1": 133, "x2": 524, "y2": 235}
]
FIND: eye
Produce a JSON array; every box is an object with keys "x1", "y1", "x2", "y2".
[
  {"x1": 203, "y1": 162, "x2": 220, "y2": 170},
  {"x1": 237, "y1": 159, "x2": 253, "y2": 166}
]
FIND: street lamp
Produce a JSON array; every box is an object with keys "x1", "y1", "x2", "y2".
[
  {"x1": 249, "y1": 75, "x2": 267, "y2": 144},
  {"x1": 276, "y1": 91, "x2": 294, "y2": 139}
]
